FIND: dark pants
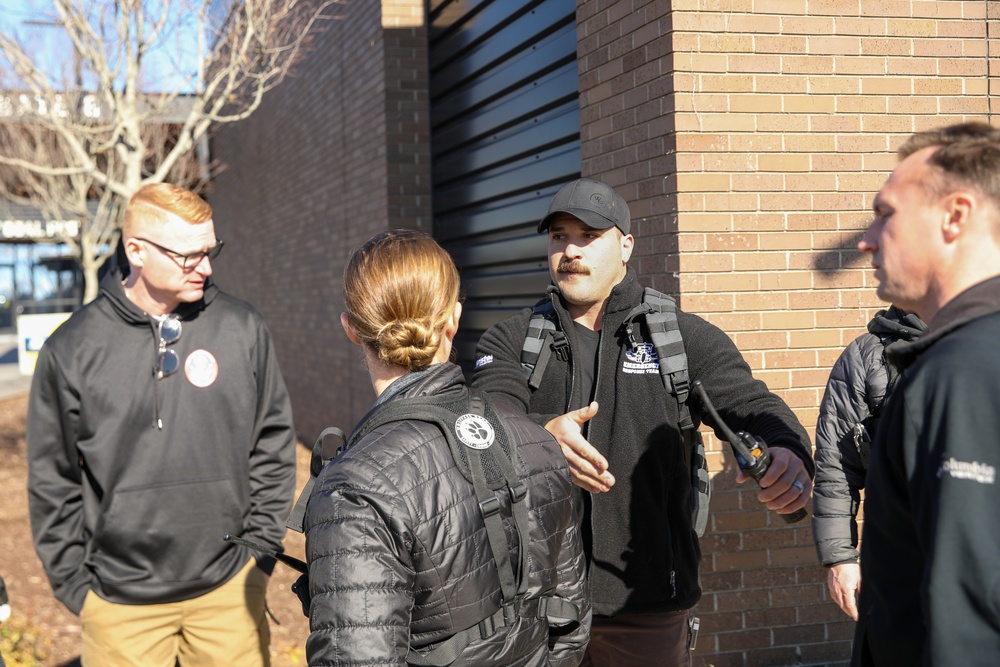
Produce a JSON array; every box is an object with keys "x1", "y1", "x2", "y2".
[{"x1": 581, "y1": 609, "x2": 693, "y2": 667}]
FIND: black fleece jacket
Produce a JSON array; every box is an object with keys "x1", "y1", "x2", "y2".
[
  {"x1": 472, "y1": 269, "x2": 813, "y2": 616},
  {"x1": 27, "y1": 269, "x2": 295, "y2": 614},
  {"x1": 854, "y1": 276, "x2": 1000, "y2": 667}
]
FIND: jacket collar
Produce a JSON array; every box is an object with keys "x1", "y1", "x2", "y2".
[
  {"x1": 374, "y1": 362, "x2": 465, "y2": 408},
  {"x1": 868, "y1": 304, "x2": 927, "y2": 341},
  {"x1": 101, "y1": 266, "x2": 217, "y2": 324},
  {"x1": 887, "y1": 275, "x2": 1000, "y2": 370},
  {"x1": 350, "y1": 362, "x2": 467, "y2": 446}
]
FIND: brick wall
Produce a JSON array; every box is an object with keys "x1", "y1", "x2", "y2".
[
  {"x1": 577, "y1": 0, "x2": 996, "y2": 664},
  {"x1": 205, "y1": 0, "x2": 996, "y2": 662},
  {"x1": 209, "y1": 1, "x2": 431, "y2": 442}
]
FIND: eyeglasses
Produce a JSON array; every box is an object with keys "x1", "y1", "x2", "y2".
[
  {"x1": 135, "y1": 237, "x2": 224, "y2": 269},
  {"x1": 157, "y1": 315, "x2": 182, "y2": 379}
]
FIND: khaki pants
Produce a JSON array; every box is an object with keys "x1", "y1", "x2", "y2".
[
  {"x1": 581, "y1": 609, "x2": 693, "y2": 667},
  {"x1": 80, "y1": 559, "x2": 270, "y2": 667}
]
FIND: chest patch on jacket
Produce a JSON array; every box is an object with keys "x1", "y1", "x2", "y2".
[
  {"x1": 624, "y1": 343, "x2": 659, "y2": 375},
  {"x1": 938, "y1": 457, "x2": 996, "y2": 484},
  {"x1": 184, "y1": 349, "x2": 219, "y2": 388}
]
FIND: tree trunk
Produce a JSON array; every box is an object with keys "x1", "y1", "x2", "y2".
[{"x1": 82, "y1": 262, "x2": 101, "y2": 304}]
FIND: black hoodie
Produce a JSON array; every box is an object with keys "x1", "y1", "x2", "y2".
[{"x1": 27, "y1": 269, "x2": 295, "y2": 614}]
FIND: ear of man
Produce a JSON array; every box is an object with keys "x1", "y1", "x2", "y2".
[
  {"x1": 620, "y1": 232, "x2": 634, "y2": 264},
  {"x1": 942, "y1": 192, "x2": 976, "y2": 244},
  {"x1": 125, "y1": 238, "x2": 146, "y2": 268}
]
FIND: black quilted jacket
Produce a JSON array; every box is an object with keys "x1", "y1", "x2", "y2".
[
  {"x1": 304, "y1": 363, "x2": 590, "y2": 666},
  {"x1": 812, "y1": 306, "x2": 926, "y2": 566}
]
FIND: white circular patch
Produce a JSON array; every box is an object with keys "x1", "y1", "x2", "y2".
[
  {"x1": 184, "y1": 349, "x2": 219, "y2": 388},
  {"x1": 454, "y1": 414, "x2": 495, "y2": 450}
]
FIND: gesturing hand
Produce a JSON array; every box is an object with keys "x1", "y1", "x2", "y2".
[{"x1": 545, "y1": 402, "x2": 615, "y2": 493}]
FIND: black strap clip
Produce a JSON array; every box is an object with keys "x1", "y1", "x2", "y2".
[
  {"x1": 509, "y1": 481, "x2": 527, "y2": 503},
  {"x1": 479, "y1": 495, "x2": 501, "y2": 517},
  {"x1": 551, "y1": 333, "x2": 569, "y2": 361}
]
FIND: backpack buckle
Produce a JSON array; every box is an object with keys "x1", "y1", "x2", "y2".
[
  {"x1": 479, "y1": 610, "x2": 499, "y2": 639},
  {"x1": 625, "y1": 321, "x2": 638, "y2": 347},
  {"x1": 672, "y1": 374, "x2": 690, "y2": 403},
  {"x1": 502, "y1": 602, "x2": 516, "y2": 625},
  {"x1": 509, "y1": 481, "x2": 527, "y2": 503},
  {"x1": 551, "y1": 333, "x2": 569, "y2": 361},
  {"x1": 479, "y1": 495, "x2": 501, "y2": 517}
]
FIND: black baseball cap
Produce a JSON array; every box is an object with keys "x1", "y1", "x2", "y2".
[{"x1": 537, "y1": 178, "x2": 631, "y2": 235}]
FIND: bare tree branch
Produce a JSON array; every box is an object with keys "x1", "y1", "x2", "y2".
[{"x1": 0, "y1": 0, "x2": 342, "y2": 302}]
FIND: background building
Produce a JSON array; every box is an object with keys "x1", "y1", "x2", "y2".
[
  {"x1": 0, "y1": 203, "x2": 86, "y2": 329},
  {"x1": 209, "y1": 1, "x2": 999, "y2": 664}
]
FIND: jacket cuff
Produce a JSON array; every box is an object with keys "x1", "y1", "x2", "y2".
[{"x1": 55, "y1": 569, "x2": 93, "y2": 616}]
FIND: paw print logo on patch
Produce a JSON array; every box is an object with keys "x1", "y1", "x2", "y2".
[{"x1": 454, "y1": 414, "x2": 495, "y2": 450}]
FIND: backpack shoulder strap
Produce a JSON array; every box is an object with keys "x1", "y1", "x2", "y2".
[
  {"x1": 631, "y1": 288, "x2": 711, "y2": 537},
  {"x1": 286, "y1": 427, "x2": 345, "y2": 534},
  {"x1": 521, "y1": 297, "x2": 568, "y2": 390},
  {"x1": 638, "y1": 287, "x2": 692, "y2": 429}
]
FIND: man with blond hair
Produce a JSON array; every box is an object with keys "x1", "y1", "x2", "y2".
[
  {"x1": 27, "y1": 183, "x2": 296, "y2": 666},
  {"x1": 854, "y1": 122, "x2": 1000, "y2": 666}
]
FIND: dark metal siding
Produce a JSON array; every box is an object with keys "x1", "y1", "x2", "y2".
[{"x1": 427, "y1": 0, "x2": 580, "y2": 366}]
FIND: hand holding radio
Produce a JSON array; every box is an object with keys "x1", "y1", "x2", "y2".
[{"x1": 692, "y1": 381, "x2": 809, "y2": 524}]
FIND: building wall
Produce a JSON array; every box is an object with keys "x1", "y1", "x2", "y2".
[
  {"x1": 208, "y1": 0, "x2": 997, "y2": 663},
  {"x1": 576, "y1": 0, "x2": 997, "y2": 664},
  {"x1": 209, "y1": 1, "x2": 432, "y2": 442}
]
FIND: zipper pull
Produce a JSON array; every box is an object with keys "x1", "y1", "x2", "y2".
[{"x1": 625, "y1": 320, "x2": 639, "y2": 348}]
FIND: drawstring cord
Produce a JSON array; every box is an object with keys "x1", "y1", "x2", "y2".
[{"x1": 148, "y1": 318, "x2": 163, "y2": 429}]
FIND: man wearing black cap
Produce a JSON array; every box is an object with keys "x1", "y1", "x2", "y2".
[{"x1": 472, "y1": 178, "x2": 814, "y2": 666}]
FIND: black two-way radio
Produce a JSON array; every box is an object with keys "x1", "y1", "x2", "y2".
[{"x1": 692, "y1": 381, "x2": 808, "y2": 525}]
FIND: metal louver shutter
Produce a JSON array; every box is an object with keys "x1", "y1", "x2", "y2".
[{"x1": 427, "y1": 0, "x2": 580, "y2": 369}]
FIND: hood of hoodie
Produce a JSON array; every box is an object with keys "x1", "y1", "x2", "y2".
[
  {"x1": 868, "y1": 304, "x2": 927, "y2": 342},
  {"x1": 101, "y1": 266, "x2": 218, "y2": 324},
  {"x1": 887, "y1": 275, "x2": 1000, "y2": 370}
]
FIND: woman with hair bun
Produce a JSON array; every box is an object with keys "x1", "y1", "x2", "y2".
[{"x1": 303, "y1": 230, "x2": 590, "y2": 666}]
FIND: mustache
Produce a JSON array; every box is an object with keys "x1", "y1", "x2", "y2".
[{"x1": 558, "y1": 260, "x2": 590, "y2": 275}]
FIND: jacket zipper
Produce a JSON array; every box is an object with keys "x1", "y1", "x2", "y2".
[{"x1": 552, "y1": 293, "x2": 579, "y2": 415}]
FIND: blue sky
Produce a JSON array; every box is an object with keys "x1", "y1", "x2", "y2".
[{"x1": 0, "y1": 0, "x2": 202, "y2": 93}]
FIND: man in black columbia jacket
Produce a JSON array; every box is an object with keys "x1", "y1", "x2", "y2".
[
  {"x1": 472, "y1": 178, "x2": 814, "y2": 666},
  {"x1": 27, "y1": 183, "x2": 295, "y2": 667},
  {"x1": 853, "y1": 122, "x2": 1000, "y2": 666}
]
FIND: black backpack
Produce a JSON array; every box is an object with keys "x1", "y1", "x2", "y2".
[
  {"x1": 520, "y1": 286, "x2": 712, "y2": 537},
  {"x1": 287, "y1": 386, "x2": 582, "y2": 666}
]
